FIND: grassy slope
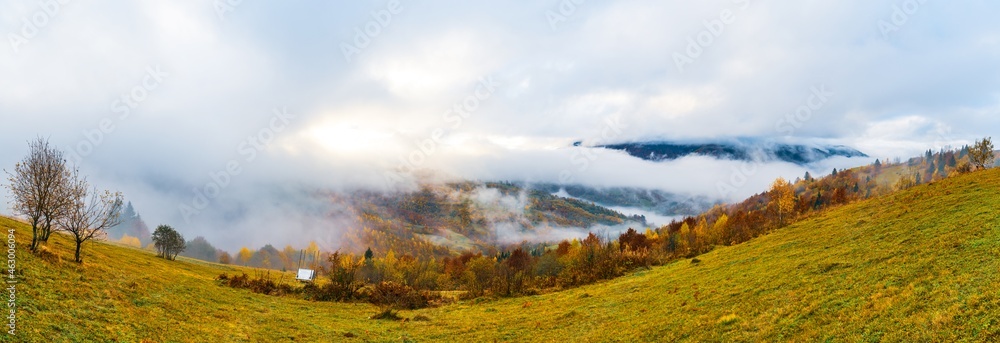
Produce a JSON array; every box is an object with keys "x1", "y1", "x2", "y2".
[{"x1": 5, "y1": 169, "x2": 1000, "y2": 342}]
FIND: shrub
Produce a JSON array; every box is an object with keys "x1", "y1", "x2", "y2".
[
  {"x1": 321, "y1": 251, "x2": 362, "y2": 301},
  {"x1": 216, "y1": 272, "x2": 295, "y2": 296},
  {"x1": 36, "y1": 245, "x2": 62, "y2": 264},
  {"x1": 957, "y1": 162, "x2": 973, "y2": 174},
  {"x1": 369, "y1": 281, "x2": 430, "y2": 311},
  {"x1": 303, "y1": 282, "x2": 358, "y2": 302}
]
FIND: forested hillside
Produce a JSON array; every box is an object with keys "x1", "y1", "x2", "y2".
[{"x1": 8, "y1": 159, "x2": 1000, "y2": 342}]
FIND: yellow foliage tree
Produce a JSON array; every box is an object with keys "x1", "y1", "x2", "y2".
[
  {"x1": 385, "y1": 249, "x2": 397, "y2": 266},
  {"x1": 645, "y1": 228, "x2": 658, "y2": 240},
  {"x1": 676, "y1": 223, "x2": 691, "y2": 256},
  {"x1": 238, "y1": 247, "x2": 253, "y2": 266},
  {"x1": 712, "y1": 214, "x2": 729, "y2": 245},
  {"x1": 693, "y1": 217, "x2": 709, "y2": 253},
  {"x1": 770, "y1": 177, "x2": 796, "y2": 226}
]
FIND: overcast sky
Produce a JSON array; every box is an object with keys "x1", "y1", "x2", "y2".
[{"x1": 2, "y1": 0, "x2": 998, "y2": 250}]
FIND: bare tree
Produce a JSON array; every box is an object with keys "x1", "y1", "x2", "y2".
[
  {"x1": 4, "y1": 138, "x2": 74, "y2": 251},
  {"x1": 58, "y1": 173, "x2": 124, "y2": 263},
  {"x1": 39, "y1": 169, "x2": 75, "y2": 245},
  {"x1": 968, "y1": 137, "x2": 995, "y2": 170}
]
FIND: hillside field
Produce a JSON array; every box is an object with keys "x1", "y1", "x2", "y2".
[{"x1": 3, "y1": 168, "x2": 1000, "y2": 342}]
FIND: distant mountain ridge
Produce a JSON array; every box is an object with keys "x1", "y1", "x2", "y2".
[
  {"x1": 593, "y1": 140, "x2": 867, "y2": 165},
  {"x1": 528, "y1": 183, "x2": 717, "y2": 218}
]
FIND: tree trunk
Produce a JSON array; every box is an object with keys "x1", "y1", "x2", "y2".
[
  {"x1": 30, "y1": 229, "x2": 38, "y2": 252},
  {"x1": 30, "y1": 218, "x2": 40, "y2": 251},
  {"x1": 40, "y1": 219, "x2": 52, "y2": 242},
  {"x1": 75, "y1": 240, "x2": 82, "y2": 263}
]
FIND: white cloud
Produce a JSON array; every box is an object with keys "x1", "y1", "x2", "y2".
[{"x1": 1, "y1": 0, "x2": 999, "y2": 249}]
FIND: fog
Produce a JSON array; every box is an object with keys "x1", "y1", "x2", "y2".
[{"x1": 2, "y1": 1, "x2": 999, "y2": 251}]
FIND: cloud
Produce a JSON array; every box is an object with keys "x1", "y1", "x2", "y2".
[{"x1": 1, "y1": 0, "x2": 998, "y2": 250}]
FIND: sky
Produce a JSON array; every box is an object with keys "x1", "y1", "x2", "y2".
[{"x1": 2, "y1": 0, "x2": 999, "y2": 250}]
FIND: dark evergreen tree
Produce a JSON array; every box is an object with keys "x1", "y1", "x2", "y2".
[
  {"x1": 108, "y1": 201, "x2": 152, "y2": 245},
  {"x1": 180, "y1": 236, "x2": 220, "y2": 262}
]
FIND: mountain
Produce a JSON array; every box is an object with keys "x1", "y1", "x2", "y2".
[
  {"x1": 594, "y1": 139, "x2": 868, "y2": 165},
  {"x1": 9, "y1": 164, "x2": 999, "y2": 341},
  {"x1": 326, "y1": 181, "x2": 645, "y2": 256},
  {"x1": 528, "y1": 183, "x2": 718, "y2": 218}
]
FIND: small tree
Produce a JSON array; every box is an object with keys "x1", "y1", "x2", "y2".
[
  {"x1": 58, "y1": 173, "x2": 124, "y2": 263},
  {"x1": 219, "y1": 251, "x2": 233, "y2": 265},
  {"x1": 152, "y1": 225, "x2": 186, "y2": 260},
  {"x1": 326, "y1": 251, "x2": 362, "y2": 300},
  {"x1": 4, "y1": 137, "x2": 75, "y2": 251},
  {"x1": 238, "y1": 247, "x2": 254, "y2": 266},
  {"x1": 462, "y1": 256, "x2": 496, "y2": 296},
  {"x1": 770, "y1": 177, "x2": 796, "y2": 226},
  {"x1": 618, "y1": 228, "x2": 649, "y2": 252},
  {"x1": 968, "y1": 137, "x2": 995, "y2": 170}
]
